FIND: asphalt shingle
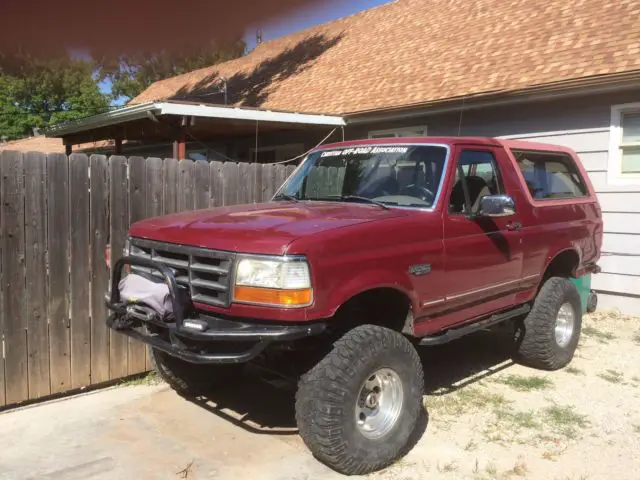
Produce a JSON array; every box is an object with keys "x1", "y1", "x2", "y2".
[{"x1": 131, "y1": 0, "x2": 640, "y2": 115}]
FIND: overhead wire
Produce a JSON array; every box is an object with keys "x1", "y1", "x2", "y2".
[{"x1": 185, "y1": 125, "x2": 338, "y2": 165}]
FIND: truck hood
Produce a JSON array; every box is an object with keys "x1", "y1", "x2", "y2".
[{"x1": 129, "y1": 201, "x2": 408, "y2": 254}]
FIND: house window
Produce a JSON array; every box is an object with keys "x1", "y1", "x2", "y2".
[
  {"x1": 368, "y1": 126, "x2": 427, "y2": 139},
  {"x1": 609, "y1": 103, "x2": 640, "y2": 184},
  {"x1": 620, "y1": 112, "x2": 640, "y2": 173}
]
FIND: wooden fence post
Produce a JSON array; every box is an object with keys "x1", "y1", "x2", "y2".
[
  {"x1": 0, "y1": 152, "x2": 4, "y2": 407},
  {"x1": 69, "y1": 153, "x2": 91, "y2": 388},
  {"x1": 163, "y1": 158, "x2": 178, "y2": 215},
  {"x1": 90, "y1": 155, "x2": 111, "y2": 385},
  {"x1": 195, "y1": 160, "x2": 210, "y2": 210},
  {"x1": 109, "y1": 156, "x2": 129, "y2": 379},
  {"x1": 47, "y1": 153, "x2": 71, "y2": 394},
  {"x1": 177, "y1": 159, "x2": 195, "y2": 212},
  {"x1": 127, "y1": 156, "x2": 148, "y2": 375},
  {"x1": 24, "y1": 152, "x2": 50, "y2": 399}
]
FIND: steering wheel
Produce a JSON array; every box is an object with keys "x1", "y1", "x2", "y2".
[{"x1": 398, "y1": 184, "x2": 434, "y2": 203}]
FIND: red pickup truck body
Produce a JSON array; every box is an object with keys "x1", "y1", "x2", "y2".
[{"x1": 128, "y1": 136, "x2": 602, "y2": 336}]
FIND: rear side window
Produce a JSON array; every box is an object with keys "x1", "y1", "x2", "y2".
[{"x1": 512, "y1": 150, "x2": 588, "y2": 200}]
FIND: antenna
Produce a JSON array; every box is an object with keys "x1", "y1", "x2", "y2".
[
  {"x1": 457, "y1": 96, "x2": 466, "y2": 136},
  {"x1": 218, "y1": 77, "x2": 228, "y2": 105}
]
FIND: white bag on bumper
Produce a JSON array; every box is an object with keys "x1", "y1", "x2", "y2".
[{"x1": 118, "y1": 273, "x2": 173, "y2": 316}]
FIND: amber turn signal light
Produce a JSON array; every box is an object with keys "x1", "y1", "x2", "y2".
[{"x1": 233, "y1": 286, "x2": 313, "y2": 307}]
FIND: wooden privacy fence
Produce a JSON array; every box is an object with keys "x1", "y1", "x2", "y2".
[{"x1": 0, "y1": 151, "x2": 296, "y2": 408}]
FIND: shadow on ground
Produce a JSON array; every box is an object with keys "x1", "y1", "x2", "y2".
[{"x1": 186, "y1": 329, "x2": 518, "y2": 438}]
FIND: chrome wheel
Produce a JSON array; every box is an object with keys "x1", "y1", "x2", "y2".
[
  {"x1": 555, "y1": 302, "x2": 575, "y2": 348},
  {"x1": 355, "y1": 368, "x2": 404, "y2": 439}
]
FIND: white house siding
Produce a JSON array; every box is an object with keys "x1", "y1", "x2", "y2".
[{"x1": 349, "y1": 91, "x2": 640, "y2": 314}]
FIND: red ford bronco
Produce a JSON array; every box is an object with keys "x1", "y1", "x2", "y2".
[{"x1": 106, "y1": 137, "x2": 602, "y2": 475}]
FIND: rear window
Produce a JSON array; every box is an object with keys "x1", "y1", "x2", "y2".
[{"x1": 511, "y1": 150, "x2": 588, "y2": 200}]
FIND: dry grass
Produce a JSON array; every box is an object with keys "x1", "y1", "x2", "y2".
[
  {"x1": 495, "y1": 374, "x2": 554, "y2": 392},
  {"x1": 508, "y1": 457, "x2": 528, "y2": 477},
  {"x1": 598, "y1": 369, "x2": 624, "y2": 384},
  {"x1": 582, "y1": 326, "x2": 616, "y2": 343},
  {"x1": 543, "y1": 405, "x2": 589, "y2": 440},
  {"x1": 427, "y1": 387, "x2": 510, "y2": 417},
  {"x1": 564, "y1": 366, "x2": 584, "y2": 375},
  {"x1": 117, "y1": 370, "x2": 160, "y2": 387},
  {"x1": 437, "y1": 460, "x2": 459, "y2": 473}
]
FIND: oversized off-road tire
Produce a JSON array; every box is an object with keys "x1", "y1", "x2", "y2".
[
  {"x1": 295, "y1": 325, "x2": 425, "y2": 475},
  {"x1": 150, "y1": 347, "x2": 242, "y2": 395},
  {"x1": 516, "y1": 277, "x2": 582, "y2": 370}
]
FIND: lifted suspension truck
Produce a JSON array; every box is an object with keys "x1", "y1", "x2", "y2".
[{"x1": 106, "y1": 136, "x2": 602, "y2": 475}]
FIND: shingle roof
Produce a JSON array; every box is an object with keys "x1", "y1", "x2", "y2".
[{"x1": 132, "y1": 0, "x2": 640, "y2": 115}]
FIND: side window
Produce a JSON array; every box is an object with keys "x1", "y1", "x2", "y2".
[
  {"x1": 512, "y1": 150, "x2": 587, "y2": 200},
  {"x1": 449, "y1": 151, "x2": 502, "y2": 214}
]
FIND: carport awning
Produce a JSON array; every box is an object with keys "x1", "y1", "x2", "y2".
[{"x1": 45, "y1": 100, "x2": 346, "y2": 146}]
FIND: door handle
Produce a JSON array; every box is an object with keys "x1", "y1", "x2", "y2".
[{"x1": 506, "y1": 221, "x2": 522, "y2": 231}]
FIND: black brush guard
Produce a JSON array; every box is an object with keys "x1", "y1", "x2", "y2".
[{"x1": 105, "y1": 256, "x2": 326, "y2": 364}]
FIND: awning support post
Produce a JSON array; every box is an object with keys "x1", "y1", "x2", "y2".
[{"x1": 173, "y1": 127, "x2": 186, "y2": 160}]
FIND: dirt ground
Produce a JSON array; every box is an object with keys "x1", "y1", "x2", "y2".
[{"x1": 0, "y1": 310, "x2": 638, "y2": 480}]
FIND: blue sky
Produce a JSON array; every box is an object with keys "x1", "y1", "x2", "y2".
[{"x1": 102, "y1": 0, "x2": 389, "y2": 102}]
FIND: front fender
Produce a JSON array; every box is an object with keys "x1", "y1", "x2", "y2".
[{"x1": 321, "y1": 268, "x2": 419, "y2": 318}]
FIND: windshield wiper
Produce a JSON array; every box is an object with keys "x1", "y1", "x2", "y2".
[
  {"x1": 330, "y1": 195, "x2": 390, "y2": 210},
  {"x1": 273, "y1": 194, "x2": 299, "y2": 202}
]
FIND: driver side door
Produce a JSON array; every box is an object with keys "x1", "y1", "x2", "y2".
[{"x1": 442, "y1": 146, "x2": 524, "y2": 319}]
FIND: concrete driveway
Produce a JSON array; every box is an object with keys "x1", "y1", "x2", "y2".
[{"x1": 0, "y1": 368, "x2": 347, "y2": 480}]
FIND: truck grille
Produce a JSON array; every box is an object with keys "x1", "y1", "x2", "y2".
[{"x1": 128, "y1": 238, "x2": 235, "y2": 308}]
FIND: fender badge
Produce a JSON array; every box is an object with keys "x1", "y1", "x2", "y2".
[{"x1": 409, "y1": 264, "x2": 432, "y2": 276}]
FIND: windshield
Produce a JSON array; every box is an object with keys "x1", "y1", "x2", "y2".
[{"x1": 275, "y1": 145, "x2": 448, "y2": 208}]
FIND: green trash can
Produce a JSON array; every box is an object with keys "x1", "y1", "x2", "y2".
[{"x1": 571, "y1": 274, "x2": 596, "y2": 313}]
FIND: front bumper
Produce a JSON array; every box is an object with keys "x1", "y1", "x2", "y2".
[{"x1": 105, "y1": 256, "x2": 326, "y2": 364}]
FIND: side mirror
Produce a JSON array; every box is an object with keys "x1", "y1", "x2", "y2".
[{"x1": 478, "y1": 194, "x2": 515, "y2": 217}]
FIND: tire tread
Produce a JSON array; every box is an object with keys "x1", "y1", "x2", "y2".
[
  {"x1": 517, "y1": 277, "x2": 582, "y2": 370},
  {"x1": 295, "y1": 325, "x2": 424, "y2": 475}
]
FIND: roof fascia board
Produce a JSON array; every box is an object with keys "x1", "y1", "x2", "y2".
[
  {"x1": 347, "y1": 77, "x2": 640, "y2": 125},
  {"x1": 46, "y1": 101, "x2": 346, "y2": 138},
  {"x1": 156, "y1": 102, "x2": 345, "y2": 126},
  {"x1": 46, "y1": 103, "x2": 160, "y2": 137}
]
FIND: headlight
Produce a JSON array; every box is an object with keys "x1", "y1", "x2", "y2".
[{"x1": 233, "y1": 256, "x2": 313, "y2": 308}]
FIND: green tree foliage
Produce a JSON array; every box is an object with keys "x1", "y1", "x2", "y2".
[
  {"x1": 96, "y1": 40, "x2": 247, "y2": 101},
  {"x1": 0, "y1": 53, "x2": 109, "y2": 140}
]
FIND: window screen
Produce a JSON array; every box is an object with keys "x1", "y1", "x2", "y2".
[
  {"x1": 621, "y1": 112, "x2": 640, "y2": 174},
  {"x1": 512, "y1": 150, "x2": 587, "y2": 200}
]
